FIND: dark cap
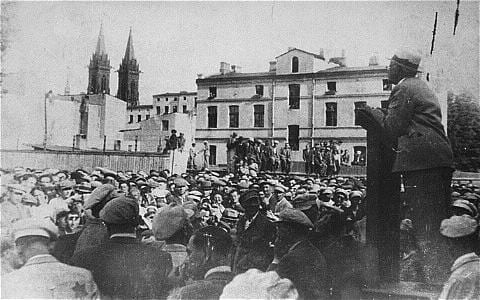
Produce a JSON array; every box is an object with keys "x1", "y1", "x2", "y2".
[
  {"x1": 239, "y1": 190, "x2": 260, "y2": 208},
  {"x1": 274, "y1": 208, "x2": 313, "y2": 228},
  {"x1": 100, "y1": 195, "x2": 139, "y2": 225}
]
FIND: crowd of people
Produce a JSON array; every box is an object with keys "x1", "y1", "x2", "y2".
[
  {"x1": 225, "y1": 133, "x2": 362, "y2": 177},
  {"x1": 0, "y1": 165, "x2": 478, "y2": 299}
]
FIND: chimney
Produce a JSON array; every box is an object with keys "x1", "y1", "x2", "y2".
[
  {"x1": 318, "y1": 48, "x2": 325, "y2": 60},
  {"x1": 231, "y1": 65, "x2": 242, "y2": 73},
  {"x1": 219, "y1": 62, "x2": 230, "y2": 75},
  {"x1": 369, "y1": 55, "x2": 379, "y2": 66},
  {"x1": 197, "y1": 73, "x2": 203, "y2": 79},
  {"x1": 269, "y1": 61, "x2": 277, "y2": 72}
]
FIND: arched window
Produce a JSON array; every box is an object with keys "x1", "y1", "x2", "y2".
[
  {"x1": 101, "y1": 75, "x2": 107, "y2": 93},
  {"x1": 292, "y1": 56, "x2": 299, "y2": 73}
]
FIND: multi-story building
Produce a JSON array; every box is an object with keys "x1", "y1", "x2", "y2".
[
  {"x1": 122, "y1": 91, "x2": 197, "y2": 152},
  {"x1": 152, "y1": 91, "x2": 197, "y2": 116},
  {"x1": 195, "y1": 48, "x2": 391, "y2": 167}
]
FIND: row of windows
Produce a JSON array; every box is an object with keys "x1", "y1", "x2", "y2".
[
  {"x1": 206, "y1": 100, "x2": 389, "y2": 128},
  {"x1": 207, "y1": 80, "x2": 391, "y2": 102},
  {"x1": 207, "y1": 105, "x2": 265, "y2": 129},
  {"x1": 155, "y1": 105, "x2": 188, "y2": 115},
  {"x1": 157, "y1": 96, "x2": 197, "y2": 102},
  {"x1": 128, "y1": 114, "x2": 151, "y2": 123}
]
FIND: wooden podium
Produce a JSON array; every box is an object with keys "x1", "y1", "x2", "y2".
[{"x1": 356, "y1": 108, "x2": 400, "y2": 283}]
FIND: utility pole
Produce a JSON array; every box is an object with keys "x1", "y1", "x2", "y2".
[{"x1": 44, "y1": 90, "x2": 52, "y2": 151}]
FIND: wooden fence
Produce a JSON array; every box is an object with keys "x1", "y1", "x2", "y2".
[{"x1": 0, "y1": 150, "x2": 171, "y2": 172}]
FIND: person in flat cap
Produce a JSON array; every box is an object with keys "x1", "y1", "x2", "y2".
[
  {"x1": 152, "y1": 204, "x2": 192, "y2": 270},
  {"x1": 357, "y1": 48, "x2": 454, "y2": 284},
  {"x1": 1, "y1": 218, "x2": 98, "y2": 299},
  {"x1": 439, "y1": 215, "x2": 479, "y2": 300},
  {"x1": 233, "y1": 190, "x2": 276, "y2": 274},
  {"x1": 71, "y1": 195, "x2": 173, "y2": 299},
  {"x1": 1, "y1": 184, "x2": 32, "y2": 233},
  {"x1": 268, "y1": 208, "x2": 329, "y2": 300},
  {"x1": 168, "y1": 226, "x2": 235, "y2": 300},
  {"x1": 167, "y1": 177, "x2": 190, "y2": 205}
]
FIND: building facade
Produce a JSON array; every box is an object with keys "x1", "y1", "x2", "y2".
[
  {"x1": 46, "y1": 94, "x2": 126, "y2": 150},
  {"x1": 153, "y1": 91, "x2": 197, "y2": 116},
  {"x1": 195, "y1": 48, "x2": 391, "y2": 167}
]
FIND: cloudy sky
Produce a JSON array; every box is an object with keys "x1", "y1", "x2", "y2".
[{"x1": 1, "y1": 1, "x2": 479, "y2": 147}]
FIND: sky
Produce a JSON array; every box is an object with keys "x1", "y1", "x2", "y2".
[{"x1": 1, "y1": 0, "x2": 479, "y2": 148}]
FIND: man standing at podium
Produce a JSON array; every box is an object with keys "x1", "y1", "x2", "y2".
[{"x1": 361, "y1": 49, "x2": 454, "y2": 284}]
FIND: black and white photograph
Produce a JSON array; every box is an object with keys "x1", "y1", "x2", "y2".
[{"x1": 1, "y1": 1, "x2": 479, "y2": 299}]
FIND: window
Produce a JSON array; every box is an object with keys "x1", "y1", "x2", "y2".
[
  {"x1": 383, "y1": 79, "x2": 392, "y2": 91},
  {"x1": 174, "y1": 97, "x2": 178, "y2": 101},
  {"x1": 292, "y1": 56, "x2": 299, "y2": 73},
  {"x1": 101, "y1": 75, "x2": 107, "y2": 93},
  {"x1": 381, "y1": 100, "x2": 389, "y2": 110},
  {"x1": 79, "y1": 99, "x2": 88, "y2": 136},
  {"x1": 326, "y1": 82, "x2": 336, "y2": 94},
  {"x1": 128, "y1": 115, "x2": 133, "y2": 123},
  {"x1": 128, "y1": 145, "x2": 133, "y2": 152},
  {"x1": 114, "y1": 140, "x2": 121, "y2": 151},
  {"x1": 288, "y1": 84, "x2": 300, "y2": 109},
  {"x1": 164, "y1": 106, "x2": 169, "y2": 114},
  {"x1": 162, "y1": 120, "x2": 169, "y2": 131},
  {"x1": 288, "y1": 125, "x2": 300, "y2": 151},
  {"x1": 209, "y1": 145, "x2": 217, "y2": 165},
  {"x1": 209, "y1": 87, "x2": 217, "y2": 99},
  {"x1": 146, "y1": 115, "x2": 150, "y2": 120},
  {"x1": 255, "y1": 85, "x2": 264, "y2": 96},
  {"x1": 354, "y1": 101, "x2": 367, "y2": 125},
  {"x1": 166, "y1": 97, "x2": 169, "y2": 101},
  {"x1": 156, "y1": 107, "x2": 161, "y2": 115},
  {"x1": 229, "y1": 105, "x2": 239, "y2": 128},
  {"x1": 183, "y1": 96, "x2": 187, "y2": 100},
  {"x1": 326, "y1": 102, "x2": 337, "y2": 126},
  {"x1": 137, "y1": 115, "x2": 141, "y2": 122},
  {"x1": 208, "y1": 106, "x2": 217, "y2": 128},
  {"x1": 254, "y1": 105, "x2": 265, "y2": 128},
  {"x1": 173, "y1": 106, "x2": 178, "y2": 113},
  {"x1": 183, "y1": 105, "x2": 187, "y2": 113}
]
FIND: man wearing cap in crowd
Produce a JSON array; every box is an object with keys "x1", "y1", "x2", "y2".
[
  {"x1": 358, "y1": 48, "x2": 454, "y2": 283},
  {"x1": 71, "y1": 195, "x2": 173, "y2": 299},
  {"x1": 1, "y1": 218, "x2": 98, "y2": 299},
  {"x1": 1, "y1": 184, "x2": 32, "y2": 231},
  {"x1": 167, "y1": 177, "x2": 190, "y2": 205},
  {"x1": 268, "y1": 208, "x2": 329, "y2": 300},
  {"x1": 168, "y1": 226, "x2": 235, "y2": 300},
  {"x1": 233, "y1": 190, "x2": 276, "y2": 274},
  {"x1": 439, "y1": 215, "x2": 479, "y2": 299}
]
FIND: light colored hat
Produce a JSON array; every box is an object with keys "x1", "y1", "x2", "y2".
[
  {"x1": 390, "y1": 49, "x2": 421, "y2": 71},
  {"x1": 440, "y1": 215, "x2": 478, "y2": 238},
  {"x1": 12, "y1": 218, "x2": 59, "y2": 241},
  {"x1": 6, "y1": 183, "x2": 26, "y2": 193},
  {"x1": 220, "y1": 269, "x2": 298, "y2": 299}
]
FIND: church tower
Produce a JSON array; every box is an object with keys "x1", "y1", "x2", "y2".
[
  {"x1": 116, "y1": 28, "x2": 140, "y2": 107},
  {"x1": 88, "y1": 24, "x2": 111, "y2": 94}
]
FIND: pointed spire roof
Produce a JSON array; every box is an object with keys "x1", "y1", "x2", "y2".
[
  {"x1": 95, "y1": 23, "x2": 106, "y2": 55},
  {"x1": 124, "y1": 27, "x2": 135, "y2": 60}
]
